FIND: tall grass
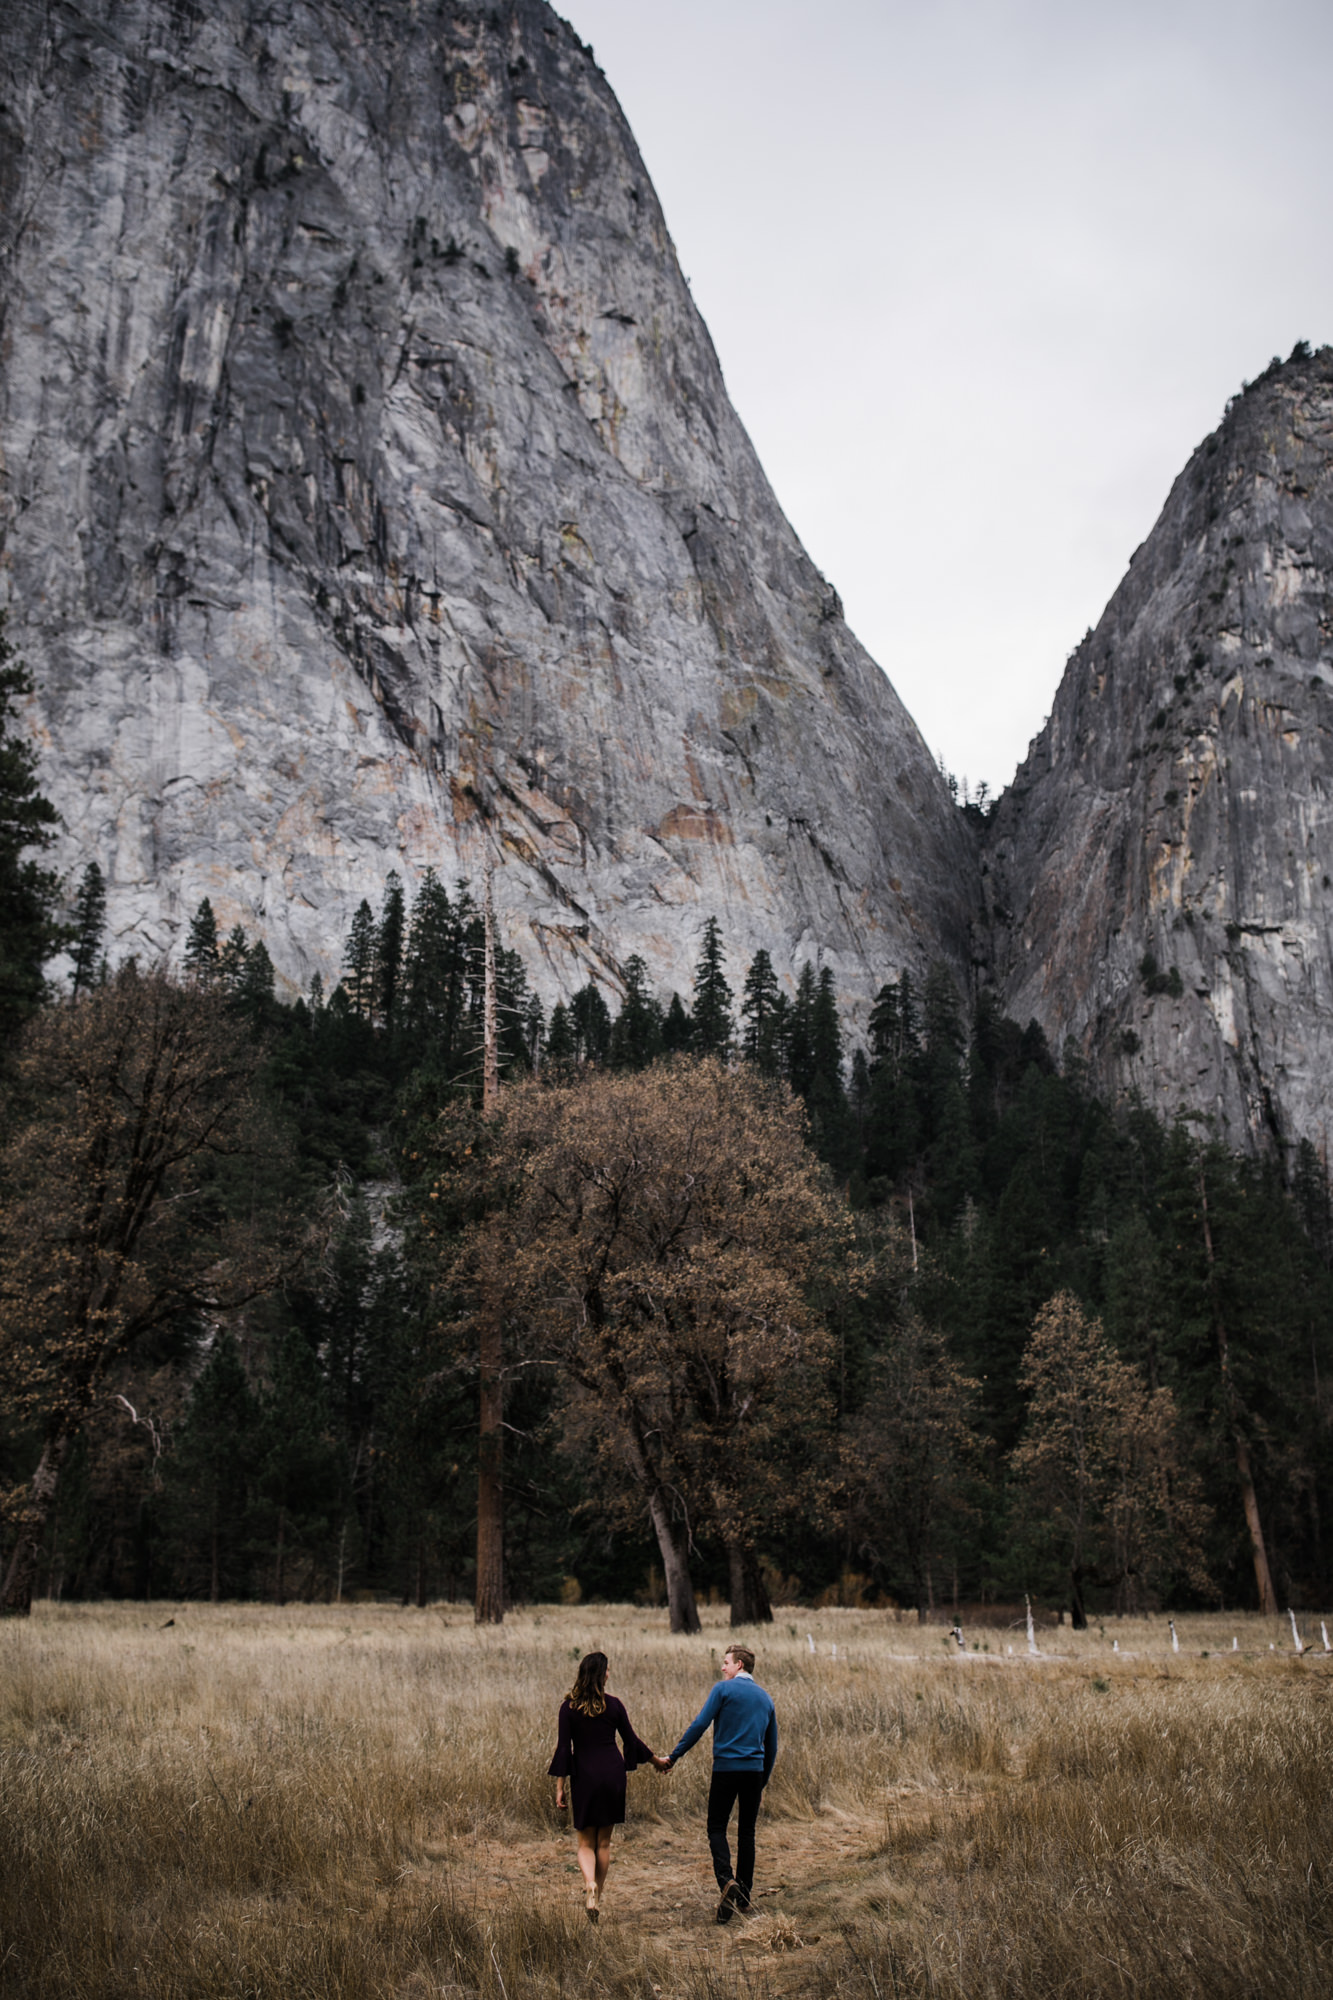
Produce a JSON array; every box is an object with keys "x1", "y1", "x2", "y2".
[{"x1": 1, "y1": 1604, "x2": 1328, "y2": 1996}]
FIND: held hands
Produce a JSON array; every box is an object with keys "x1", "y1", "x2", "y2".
[{"x1": 651, "y1": 1753, "x2": 673, "y2": 1773}]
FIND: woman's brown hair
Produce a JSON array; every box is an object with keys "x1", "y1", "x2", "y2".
[{"x1": 567, "y1": 1651, "x2": 608, "y2": 1717}]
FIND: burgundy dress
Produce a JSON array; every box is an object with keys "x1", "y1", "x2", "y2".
[{"x1": 548, "y1": 1694, "x2": 654, "y2": 1829}]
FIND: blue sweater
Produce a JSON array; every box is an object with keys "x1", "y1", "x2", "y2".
[{"x1": 670, "y1": 1673, "x2": 778, "y2": 1778}]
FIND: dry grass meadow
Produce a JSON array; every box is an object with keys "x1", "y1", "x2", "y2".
[{"x1": 1, "y1": 1600, "x2": 1330, "y2": 1999}]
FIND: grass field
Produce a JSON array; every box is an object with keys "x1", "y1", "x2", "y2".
[{"x1": 1, "y1": 1601, "x2": 1330, "y2": 1998}]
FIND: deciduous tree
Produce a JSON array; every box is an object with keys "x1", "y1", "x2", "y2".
[
  {"x1": 1011, "y1": 1291, "x2": 1208, "y2": 1624},
  {"x1": 0, "y1": 967, "x2": 304, "y2": 1614},
  {"x1": 440, "y1": 1059, "x2": 841, "y2": 1631}
]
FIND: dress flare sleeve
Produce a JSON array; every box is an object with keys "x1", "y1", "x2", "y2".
[
  {"x1": 612, "y1": 1696, "x2": 655, "y2": 1772},
  {"x1": 547, "y1": 1698, "x2": 574, "y2": 1778}
]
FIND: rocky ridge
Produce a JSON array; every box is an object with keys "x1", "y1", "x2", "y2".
[
  {"x1": 5, "y1": 2, "x2": 1333, "y2": 1154},
  {"x1": 986, "y1": 347, "x2": 1333, "y2": 1156},
  {"x1": 0, "y1": 0, "x2": 975, "y2": 1027}
]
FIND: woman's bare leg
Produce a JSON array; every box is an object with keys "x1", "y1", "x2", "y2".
[
  {"x1": 594, "y1": 1827, "x2": 613, "y2": 1897},
  {"x1": 575, "y1": 1826, "x2": 598, "y2": 1898}
]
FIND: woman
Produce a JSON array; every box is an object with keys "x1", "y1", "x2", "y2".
[{"x1": 548, "y1": 1651, "x2": 668, "y2": 1922}]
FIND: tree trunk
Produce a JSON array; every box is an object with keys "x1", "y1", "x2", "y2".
[
  {"x1": 362, "y1": 1427, "x2": 376, "y2": 1578},
  {"x1": 474, "y1": 880, "x2": 505, "y2": 1627},
  {"x1": 1, "y1": 1432, "x2": 70, "y2": 1616},
  {"x1": 1233, "y1": 1428, "x2": 1279, "y2": 1615},
  {"x1": 647, "y1": 1488, "x2": 700, "y2": 1633},
  {"x1": 274, "y1": 1506, "x2": 286, "y2": 1606},
  {"x1": 475, "y1": 1313, "x2": 504, "y2": 1624},
  {"x1": 728, "y1": 1541, "x2": 773, "y2": 1627},
  {"x1": 1069, "y1": 1562, "x2": 1088, "y2": 1629},
  {"x1": 1197, "y1": 1159, "x2": 1280, "y2": 1614},
  {"x1": 482, "y1": 871, "x2": 499, "y2": 1117},
  {"x1": 209, "y1": 1505, "x2": 220, "y2": 1605}
]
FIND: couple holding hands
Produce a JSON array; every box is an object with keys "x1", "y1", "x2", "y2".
[{"x1": 548, "y1": 1644, "x2": 778, "y2": 1926}]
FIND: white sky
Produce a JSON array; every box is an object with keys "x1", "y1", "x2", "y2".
[{"x1": 563, "y1": 0, "x2": 1333, "y2": 796}]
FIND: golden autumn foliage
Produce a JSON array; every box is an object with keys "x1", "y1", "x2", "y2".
[
  {"x1": 1012, "y1": 1290, "x2": 1211, "y2": 1620},
  {"x1": 439, "y1": 1058, "x2": 846, "y2": 1629}
]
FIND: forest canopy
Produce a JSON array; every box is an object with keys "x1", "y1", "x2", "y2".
[{"x1": 2, "y1": 859, "x2": 1331, "y2": 1625}]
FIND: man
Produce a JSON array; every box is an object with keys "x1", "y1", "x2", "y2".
[{"x1": 665, "y1": 1643, "x2": 778, "y2": 1923}]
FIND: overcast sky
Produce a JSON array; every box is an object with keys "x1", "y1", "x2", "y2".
[{"x1": 563, "y1": 0, "x2": 1333, "y2": 797}]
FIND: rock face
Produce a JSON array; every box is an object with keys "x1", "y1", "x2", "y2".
[
  {"x1": 6, "y1": 4, "x2": 1333, "y2": 1152},
  {"x1": 986, "y1": 348, "x2": 1333, "y2": 1156},
  {"x1": 0, "y1": 0, "x2": 975, "y2": 1020}
]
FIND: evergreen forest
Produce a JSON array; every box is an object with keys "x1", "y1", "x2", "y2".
[{"x1": 2, "y1": 646, "x2": 1331, "y2": 1626}]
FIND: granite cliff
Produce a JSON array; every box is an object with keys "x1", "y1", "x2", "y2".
[
  {"x1": 5, "y1": 1, "x2": 1333, "y2": 1154},
  {"x1": 0, "y1": 0, "x2": 975, "y2": 1025},
  {"x1": 986, "y1": 346, "x2": 1333, "y2": 1156}
]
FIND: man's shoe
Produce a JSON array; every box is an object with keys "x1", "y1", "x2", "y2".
[{"x1": 716, "y1": 1880, "x2": 742, "y2": 1924}]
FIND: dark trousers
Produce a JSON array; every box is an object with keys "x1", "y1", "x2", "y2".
[{"x1": 706, "y1": 1770, "x2": 765, "y2": 1901}]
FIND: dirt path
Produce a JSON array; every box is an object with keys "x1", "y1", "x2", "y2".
[{"x1": 422, "y1": 1792, "x2": 949, "y2": 1988}]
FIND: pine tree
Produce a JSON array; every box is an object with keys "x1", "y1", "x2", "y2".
[
  {"x1": 570, "y1": 979, "x2": 613, "y2": 1064},
  {"x1": 849, "y1": 1047, "x2": 871, "y2": 1122},
  {"x1": 183, "y1": 899, "x2": 220, "y2": 984},
  {"x1": 610, "y1": 955, "x2": 664, "y2": 1070},
  {"x1": 165, "y1": 1332, "x2": 261, "y2": 1601},
  {"x1": 1293, "y1": 1138, "x2": 1333, "y2": 1267},
  {"x1": 400, "y1": 873, "x2": 479, "y2": 1067},
  {"x1": 236, "y1": 939, "x2": 276, "y2": 1022},
  {"x1": 520, "y1": 992, "x2": 545, "y2": 1069},
  {"x1": 401, "y1": 870, "x2": 448, "y2": 1031},
  {"x1": 343, "y1": 900, "x2": 377, "y2": 1020},
  {"x1": 218, "y1": 925, "x2": 250, "y2": 992},
  {"x1": 921, "y1": 963, "x2": 967, "y2": 1135},
  {"x1": 740, "y1": 949, "x2": 783, "y2": 1075},
  {"x1": 662, "y1": 992, "x2": 693, "y2": 1053},
  {"x1": 312, "y1": 1197, "x2": 386, "y2": 1592},
  {"x1": 867, "y1": 981, "x2": 900, "y2": 1074},
  {"x1": 1103, "y1": 1211, "x2": 1165, "y2": 1388},
  {"x1": 805, "y1": 966, "x2": 852, "y2": 1166},
  {"x1": 256, "y1": 1325, "x2": 340, "y2": 1605},
  {"x1": 932, "y1": 1077, "x2": 979, "y2": 1223},
  {"x1": 496, "y1": 946, "x2": 539, "y2": 1075},
  {"x1": 691, "y1": 918, "x2": 733, "y2": 1057},
  {"x1": 69, "y1": 862, "x2": 107, "y2": 996},
  {"x1": 0, "y1": 616, "x2": 65, "y2": 1036},
  {"x1": 868, "y1": 973, "x2": 920, "y2": 1082},
  {"x1": 811, "y1": 968, "x2": 844, "y2": 1092},
  {"x1": 374, "y1": 872, "x2": 406, "y2": 1030},
  {"x1": 786, "y1": 962, "x2": 818, "y2": 1098},
  {"x1": 545, "y1": 1000, "x2": 576, "y2": 1067},
  {"x1": 864, "y1": 973, "x2": 923, "y2": 1184}
]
